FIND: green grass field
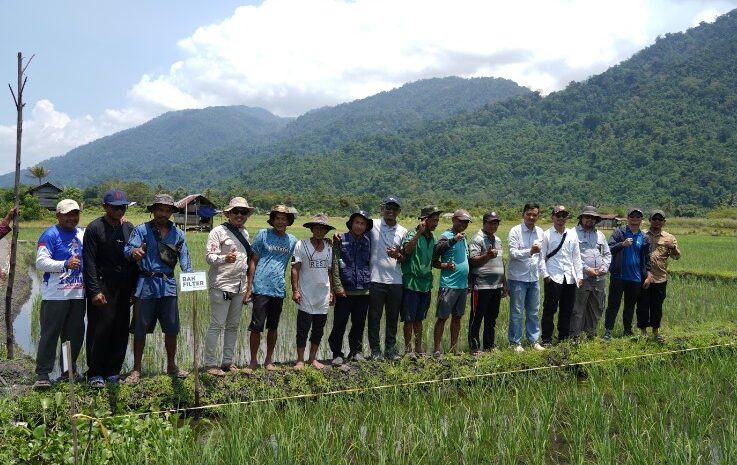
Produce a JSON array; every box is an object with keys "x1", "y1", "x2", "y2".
[{"x1": 4, "y1": 209, "x2": 737, "y2": 464}]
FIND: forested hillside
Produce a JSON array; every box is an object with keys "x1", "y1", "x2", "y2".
[
  {"x1": 228, "y1": 10, "x2": 737, "y2": 214},
  {"x1": 0, "y1": 77, "x2": 529, "y2": 188}
]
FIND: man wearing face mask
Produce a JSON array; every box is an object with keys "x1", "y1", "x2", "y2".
[{"x1": 83, "y1": 190, "x2": 138, "y2": 388}]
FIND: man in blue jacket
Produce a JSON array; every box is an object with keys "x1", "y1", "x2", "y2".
[
  {"x1": 124, "y1": 194, "x2": 192, "y2": 384},
  {"x1": 328, "y1": 209, "x2": 373, "y2": 365},
  {"x1": 603, "y1": 207, "x2": 652, "y2": 340}
]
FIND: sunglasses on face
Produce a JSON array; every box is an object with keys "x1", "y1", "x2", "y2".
[
  {"x1": 629, "y1": 214, "x2": 643, "y2": 218},
  {"x1": 554, "y1": 213, "x2": 569, "y2": 219},
  {"x1": 107, "y1": 204, "x2": 127, "y2": 211},
  {"x1": 383, "y1": 205, "x2": 400, "y2": 212},
  {"x1": 231, "y1": 208, "x2": 250, "y2": 216}
]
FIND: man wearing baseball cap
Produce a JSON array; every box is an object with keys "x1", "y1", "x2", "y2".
[
  {"x1": 400, "y1": 205, "x2": 442, "y2": 356},
  {"x1": 246, "y1": 204, "x2": 298, "y2": 372},
  {"x1": 203, "y1": 197, "x2": 255, "y2": 376},
  {"x1": 82, "y1": 190, "x2": 138, "y2": 388},
  {"x1": 367, "y1": 195, "x2": 407, "y2": 361},
  {"x1": 124, "y1": 193, "x2": 192, "y2": 384},
  {"x1": 33, "y1": 199, "x2": 85, "y2": 388},
  {"x1": 636, "y1": 210, "x2": 681, "y2": 342},
  {"x1": 570, "y1": 206, "x2": 611, "y2": 340},
  {"x1": 432, "y1": 209, "x2": 472, "y2": 356},
  {"x1": 539, "y1": 206, "x2": 583, "y2": 345},
  {"x1": 468, "y1": 211, "x2": 508, "y2": 353},
  {"x1": 603, "y1": 207, "x2": 652, "y2": 340}
]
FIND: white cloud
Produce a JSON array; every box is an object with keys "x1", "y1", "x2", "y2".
[{"x1": 2, "y1": 0, "x2": 735, "y2": 169}]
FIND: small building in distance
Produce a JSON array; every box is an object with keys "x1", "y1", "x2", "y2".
[
  {"x1": 599, "y1": 214, "x2": 624, "y2": 229},
  {"x1": 174, "y1": 194, "x2": 220, "y2": 231},
  {"x1": 28, "y1": 182, "x2": 62, "y2": 210}
]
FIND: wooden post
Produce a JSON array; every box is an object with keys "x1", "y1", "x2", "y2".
[
  {"x1": 63, "y1": 341, "x2": 80, "y2": 465},
  {"x1": 5, "y1": 52, "x2": 33, "y2": 360},
  {"x1": 192, "y1": 290, "x2": 200, "y2": 408}
]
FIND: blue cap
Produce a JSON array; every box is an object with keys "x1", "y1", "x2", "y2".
[
  {"x1": 382, "y1": 195, "x2": 401, "y2": 208},
  {"x1": 103, "y1": 189, "x2": 129, "y2": 206},
  {"x1": 346, "y1": 209, "x2": 374, "y2": 232}
]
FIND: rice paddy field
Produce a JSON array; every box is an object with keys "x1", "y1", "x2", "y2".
[{"x1": 2, "y1": 207, "x2": 737, "y2": 464}]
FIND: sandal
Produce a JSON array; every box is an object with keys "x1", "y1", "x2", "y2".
[
  {"x1": 221, "y1": 364, "x2": 239, "y2": 373},
  {"x1": 33, "y1": 379, "x2": 51, "y2": 389},
  {"x1": 124, "y1": 371, "x2": 141, "y2": 386},
  {"x1": 206, "y1": 367, "x2": 226, "y2": 377},
  {"x1": 88, "y1": 376, "x2": 105, "y2": 388},
  {"x1": 167, "y1": 367, "x2": 189, "y2": 379}
]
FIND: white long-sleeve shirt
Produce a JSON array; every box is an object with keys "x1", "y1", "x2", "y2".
[
  {"x1": 507, "y1": 223, "x2": 544, "y2": 282},
  {"x1": 540, "y1": 226, "x2": 583, "y2": 285}
]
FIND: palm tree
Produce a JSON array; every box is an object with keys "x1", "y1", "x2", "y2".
[{"x1": 27, "y1": 164, "x2": 50, "y2": 185}]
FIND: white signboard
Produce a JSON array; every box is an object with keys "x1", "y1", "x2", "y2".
[
  {"x1": 180, "y1": 272, "x2": 208, "y2": 292},
  {"x1": 62, "y1": 341, "x2": 70, "y2": 372}
]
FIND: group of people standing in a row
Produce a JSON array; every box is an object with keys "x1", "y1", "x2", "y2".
[{"x1": 24, "y1": 190, "x2": 680, "y2": 389}]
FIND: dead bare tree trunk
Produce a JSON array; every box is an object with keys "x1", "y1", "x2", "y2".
[{"x1": 5, "y1": 52, "x2": 33, "y2": 360}]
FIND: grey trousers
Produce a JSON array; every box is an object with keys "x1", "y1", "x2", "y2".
[
  {"x1": 35, "y1": 299, "x2": 86, "y2": 380},
  {"x1": 204, "y1": 288, "x2": 245, "y2": 367},
  {"x1": 570, "y1": 280, "x2": 606, "y2": 337}
]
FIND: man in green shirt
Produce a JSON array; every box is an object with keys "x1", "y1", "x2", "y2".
[{"x1": 400, "y1": 206, "x2": 442, "y2": 357}]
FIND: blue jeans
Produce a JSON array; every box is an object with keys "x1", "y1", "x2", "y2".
[{"x1": 507, "y1": 280, "x2": 541, "y2": 345}]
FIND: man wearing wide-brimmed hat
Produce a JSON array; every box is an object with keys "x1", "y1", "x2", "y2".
[
  {"x1": 33, "y1": 199, "x2": 86, "y2": 389},
  {"x1": 603, "y1": 207, "x2": 652, "y2": 340},
  {"x1": 203, "y1": 197, "x2": 255, "y2": 376},
  {"x1": 124, "y1": 193, "x2": 192, "y2": 385},
  {"x1": 400, "y1": 205, "x2": 442, "y2": 356},
  {"x1": 245, "y1": 204, "x2": 298, "y2": 372},
  {"x1": 290, "y1": 214, "x2": 336, "y2": 370},
  {"x1": 83, "y1": 189, "x2": 138, "y2": 388},
  {"x1": 328, "y1": 209, "x2": 373, "y2": 365},
  {"x1": 539, "y1": 205, "x2": 583, "y2": 346},
  {"x1": 570, "y1": 206, "x2": 611, "y2": 340}
]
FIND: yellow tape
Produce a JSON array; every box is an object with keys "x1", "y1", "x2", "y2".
[{"x1": 73, "y1": 341, "x2": 736, "y2": 422}]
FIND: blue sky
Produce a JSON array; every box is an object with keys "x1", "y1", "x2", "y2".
[{"x1": 1, "y1": 0, "x2": 736, "y2": 170}]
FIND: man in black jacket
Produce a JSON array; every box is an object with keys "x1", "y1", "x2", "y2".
[
  {"x1": 83, "y1": 190, "x2": 138, "y2": 387},
  {"x1": 602, "y1": 208, "x2": 652, "y2": 340}
]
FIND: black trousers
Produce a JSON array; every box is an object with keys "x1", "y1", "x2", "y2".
[
  {"x1": 86, "y1": 281, "x2": 133, "y2": 378},
  {"x1": 328, "y1": 294, "x2": 369, "y2": 358},
  {"x1": 367, "y1": 283, "x2": 403, "y2": 356},
  {"x1": 604, "y1": 278, "x2": 642, "y2": 332},
  {"x1": 296, "y1": 310, "x2": 328, "y2": 348},
  {"x1": 636, "y1": 281, "x2": 668, "y2": 330},
  {"x1": 35, "y1": 299, "x2": 86, "y2": 380},
  {"x1": 541, "y1": 280, "x2": 577, "y2": 343},
  {"x1": 468, "y1": 288, "x2": 502, "y2": 351}
]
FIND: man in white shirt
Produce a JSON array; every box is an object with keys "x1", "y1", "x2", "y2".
[
  {"x1": 367, "y1": 195, "x2": 407, "y2": 360},
  {"x1": 540, "y1": 205, "x2": 583, "y2": 345},
  {"x1": 507, "y1": 203, "x2": 545, "y2": 352}
]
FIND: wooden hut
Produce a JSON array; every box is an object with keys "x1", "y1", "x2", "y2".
[
  {"x1": 598, "y1": 214, "x2": 624, "y2": 229},
  {"x1": 174, "y1": 194, "x2": 220, "y2": 231},
  {"x1": 28, "y1": 182, "x2": 62, "y2": 210}
]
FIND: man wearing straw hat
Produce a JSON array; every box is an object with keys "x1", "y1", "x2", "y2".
[
  {"x1": 124, "y1": 193, "x2": 192, "y2": 385},
  {"x1": 400, "y1": 205, "x2": 442, "y2": 357},
  {"x1": 245, "y1": 204, "x2": 298, "y2": 372},
  {"x1": 570, "y1": 206, "x2": 611, "y2": 340},
  {"x1": 33, "y1": 199, "x2": 85, "y2": 389},
  {"x1": 83, "y1": 189, "x2": 138, "y2": 388},
  {"x1": 291, "y1": 214, "x2": 336, "y2": 370},
  {"x1": 203, "y1": 197, "x2": 255, "y2": 376}
]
